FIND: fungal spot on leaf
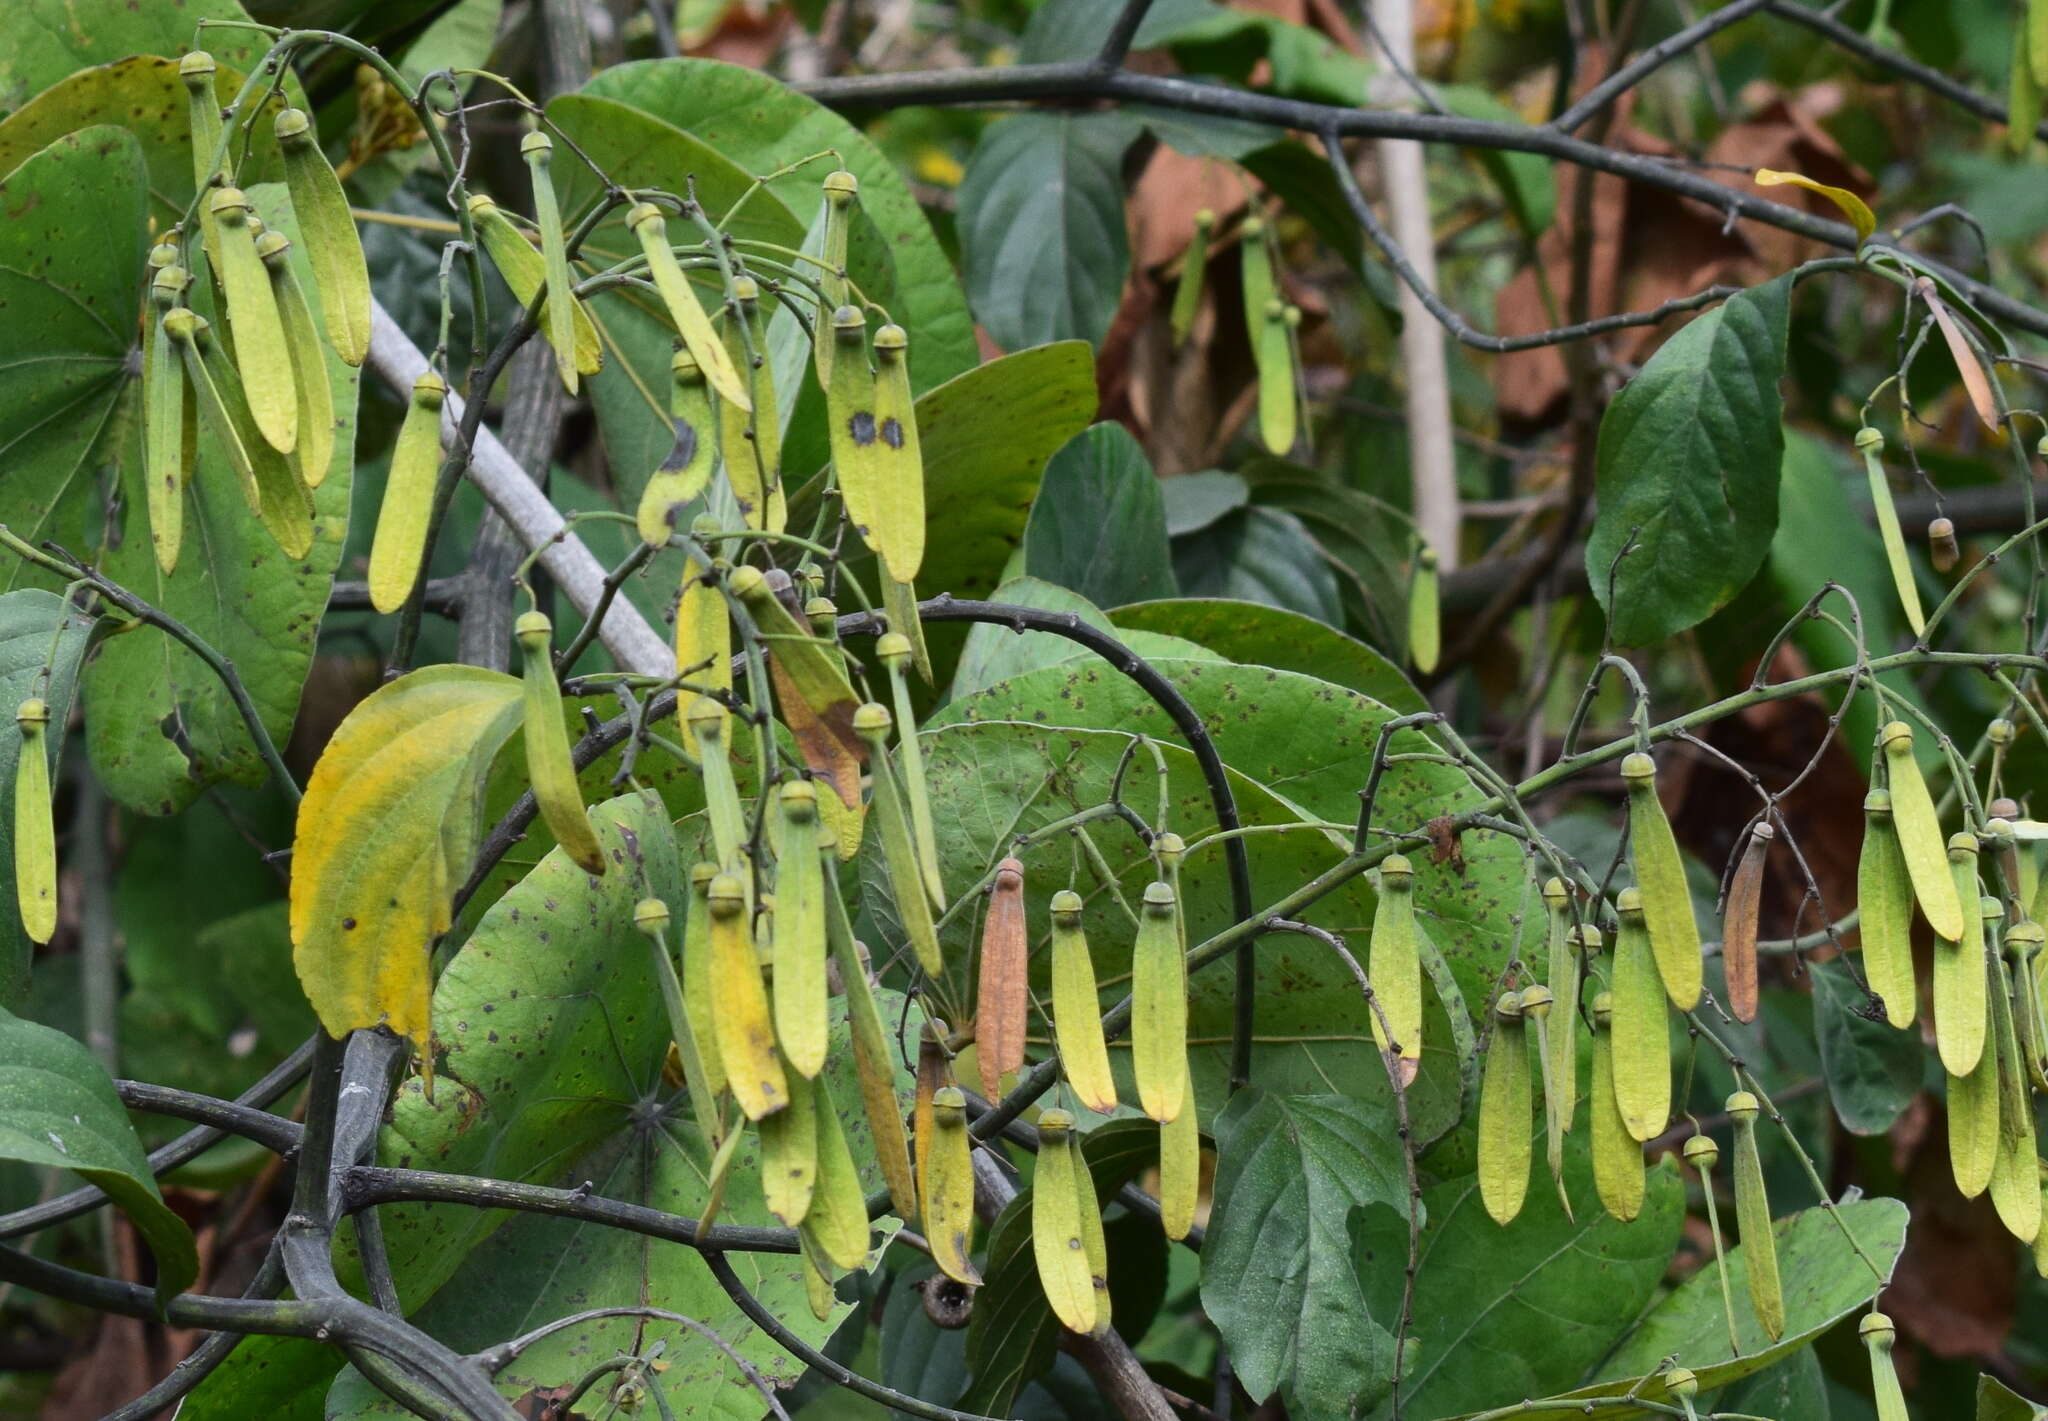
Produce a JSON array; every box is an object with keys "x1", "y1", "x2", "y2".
[
  {"x1": 848, "y1": 410, "x2": 878, "y2": 446},
  {"x1": 660, "y1": 420, "x2": 699, "y2": 472},
  {"x1": 341, "y1": 917, "x2": 357, "y2": 930},
  {"x1": 881, "y1": 416, "x2": 905, "y2": 449}
]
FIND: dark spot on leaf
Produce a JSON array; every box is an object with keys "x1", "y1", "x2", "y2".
[
  {"x1": 881, "y1": 416, "x2": 905, "y2": 449},
  {"x1": 342, "y1": 917, "x2": 357, "y2": 930},
  {"x1": 848, "y1": 411, "x2": 877, "y2": 446}
]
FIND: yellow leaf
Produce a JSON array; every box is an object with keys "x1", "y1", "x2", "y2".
[
  {"x1": 1753, "y1": 169, "x2": 1876, "y2": 245},
  {"x1": 289, "y1": 666, "x2": 524, "y2": 1054}
]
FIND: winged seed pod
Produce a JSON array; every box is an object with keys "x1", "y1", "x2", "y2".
[
  {"x1": 633, "y1": 896, "x2": 721, "y2": 1148},
  {"x1": 852, "y1": 703, "x2": 944, "y2": 976},
  {"x1": 637, "y1": 351, "x2": 718, "y2": 545},
  {"x1": 758, "y1": 1055, "x2": 818, "y2": 1225},
  {"x1": 800, "y1": 1235, "x2": 837, "y2": 1322},
  {"x1": 675, "y1": 546, "x2": 731, "y2": 739},
  {"x1": 1543, "y1": 880, "x2": 1579, "y2": 1138},
  {"x1": 1075, "y1": 1132, "x2": 1112, "y2": 1330},
  {"x1": 1132, "y1": 881, "x2": 1189, "y2": 1123},
  {"x1": 1521, "y1": 983, "x2": 1570, "y2": 1218},
  {"x1": 1879, "y1": 722, "x2": 1964, "y2": 941},
  {"x1": 1859, "y1": 789, "x2": 1917, "y2": 1027},
  {"x1": 1369, "y1": 854, "x2": 1422, "y2": 1086},
  {"x1": 1932, "y1": 834, "x2": 1989, "y2": 1078},
  {"x1": 924, "y1": 1086, "x2": 982, "y2": 1287},
  {"x1": 976, "y1": 858, "x2": 1028, "y2": 1100},
  {"x1": 12, "y1": 700, "x2": 55, "y2": 945},
  {"x1": 1408, "y1": 546, "x2": 1441, "y2": 675},
  {"x1": 688, "y1": 700, "x2": 748, "y2": 872},
  {"x1": 818, "y1": 171, "x2": 856, "y2": 315},
  {"x1": 914, "y1": 1018, "x2": 952, "y2": 1212},
  {"x1": 467, "y1": 194, "x2": 600, "y2": 376},
  {"x1": 1033, "y1": 1110, "x2": 1098, "y2": 1335},
  {"x1": 1170, "y1": 209, "x2": 1212, "y2": 347},
  {"x1": 1987, "y1": 939, "x2": 2042, "y2": 1244},
  {"x1": 1588, "y1": 985, "x2": 1644, "y2": 1223},
  {"x1": 804, "y1": 1075, "x2": 873, "y2": 1269},
  {"x1": 1681, "y1": 1130, "x2": 1744, "y2": 1357},
  {"x1": 866, "y1": 324, "x2": 928, "y2": 584},
  {"x1": 1239, "y1": 218, "x2": 1296, "y2": 455},
  {"x1": 368, "y1": 371, "x2": 448, "y2": 613},
  {"x1": 706, "y1": 872, "x2": 788, "y2": 1121},
  {"x1": 520, "y1": 131, "x2": 584, "y2": 395},
  {"x1": 179, "y1": 53, "x2": 226, "y2": 269},
  {"x1": 1948, "y1": 1027, "x2": 1999, "y2": 1199},
  {"x1": 1722, "y1": 822, "x2": 1774, "y2": 1024},
  {"x1": 2008, "y1": 921, "x2": 2048, "y2": 1092},
  {"x1": 878, "y1": 634, "x2": 942, "y2": 907},
  {"x1": 1611, "y1": 887, "x2": 1672, "y2": 1142},
  {"x1": 1928, "y1": 516, "x2": 1960, "y2": 573},
  {"x1": 825, "y1": 886, "x2": 918, "y2": 1220},
  {"x1": 773, "y1": 781, "x2": 828, "y2": 1079},
  {"x1": 717, "y1": 274, "x2": 784, "y2": 533},
  {"x1": 683, "y1": 863, "x2": 728, "y2": 1097},
  {"x1": 164, "y1": 308, "x2": 261, "y2": 517},
  {"x1": 1726, "y1": 1091, "x2": 1784, "y2": 1340},
  {"x1": 192, "y1": 314, "x2": 317, "y2": 559},
  {"x1": 209, "y1": 188, "x2": 298, "y2": 455},
  {"x1": 1050, "y1": 891, "x2": 1118, "y2": 1114},
  {"x1": 274, "y1": 107, "x2": 370, "y2": 365},
  {"x1": 883, "y1": 576, "x2": 934, "y2": 685},
  {"x1": 825, "y1": 306, "x2": 895, "y2": 556},
  {"x1": 625, "y1": 201, "x2": 750, "y2": 411},
  {"x1": 1620, "y1": 752, "x2": 1703, "y2": 1010},
  {"x1": 1861, "y1": 1313, "x2": 1910, "y2": 1421},
  {"x1": 1160, "y1": 1065, "x2": 1199, "y2": 1241},
  {"x1": 254, "y1": 229, "x2": 336, "y2": 490},
  {"x1": 1478, "y1": 990, "x2": 1532, "y2": 1225},
  {"x1": 145, "y1": 267, "x2": 190, "y2": 574},
  {"x1": 514, "y1": 613, "x2": 606, "y2": 875},
  {"x1": 1856, "y1": 427, "x2": 1928, "y2": 636}
]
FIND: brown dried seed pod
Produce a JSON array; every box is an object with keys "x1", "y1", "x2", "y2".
[{"x1": 1722, "y1": 822, "x2": 1774, "y2": 1024}]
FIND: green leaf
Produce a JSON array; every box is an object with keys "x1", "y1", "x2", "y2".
[
  {"x1": 1586, "y1": 275, "x2": 1793, "y2": 646},
  {"x1": 328, "y1": 796, "x2": 910, "y2": 1416},
  {"x1": 1436, "y1": 86, "x2": 1557, "y2": 238},
  {"x1": 1978, "y1": 1373, "x2": 2048, "y2": 1420},
  {"x1": 178, "y1": 1337, "x2": 335, "y2": 1421},
  {"x1": 1202, "y1": 1089, "x2": 1411, "y2": 1420},
  {"x1": 1355, "y1": 1145, "x2": 1686, "y2": 1420},
  {"x1": 1718, "y1": 1348, "x2": 1830, "y2": 1419},
  {"x1": 949, "y1": 577, "x2": 1217, "y2": 702},
  {"x1": 1172, "y1": 506, "x2": 1345, "y2": 625},
  {"x1": 0, "y1": 0, "x2": 270, "y2": 113},
  {"x1": 579, "y1": 58, "x2": 977, "y2": 395},
  {"x1": 929, "y1": 657, "x2": 1535, "y2": 1028},
  {"x1": 0, "y1": 130, "x2": 355, "y2": 813},
  {"x1": 1160, "y1": 471, "x2": 1251, "y2": 537},
  {"x1": 1544, "y1": 1198, "x2": 1909, "y2": 1413},
  {"x1": 0, "y1": 590, "x2": 99, "y2": 1007},
  {"x1": 957, "y1": 113, "x2": 1141, "y2": 351},
  {"x1": 1240, "y1": 458, "x2": 1420, "y2": 650},
  {"x1": 1024, "y1": 424, "x2": 1178, "y2": 609},
  {"x1": 1108, "y1": 599, "x2": 1428, "y2": 713},
  {"x1": 1019, "y1": 0, "x2": 1226, "y2": 62},
  {"x1": 1811, "y1": 956, "x2": 1920, "y2": 1136},
  {"x1": 0, "y1": 1005, "x2": 197, "y2": 1302}
]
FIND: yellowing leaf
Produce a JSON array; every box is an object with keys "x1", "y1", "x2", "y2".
[
  {"x1": 289, "y1": 666, "x2": 525, "y2": 1055},
  {"x1": 1754, "y1": 169, "x2": 1876, "y2": 245}
]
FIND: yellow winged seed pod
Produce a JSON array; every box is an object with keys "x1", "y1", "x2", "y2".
[
  {"x1": 877, "y1": 634, "x2": 942, "y2": 907},
  {"x1": 851, "y1": 703, "x2": 944, "y2": 976},
  {"x1": 209, "y1": 188, "x2": 298, "y2": 455},
  {"x1": 717, "y1": 275, "x2": 784, "y2": 533},
  {"x1": 815, "y1": 171, "x2": 857, "y2": 388},
  {"x1": 1880, "y1": 722, "x2": 1964, "y2": 940},
  {"x1": 1408, "y1": 546, "x2": 1440, "y2": 675},
  {"x1": 1611, "y1": 888, "x2": 1672, "y2": 1142},
  {"x1": 1620, "y1": 752, "x2": 1702, "y2": 1010},
  {"x1": 681, "y1": 863, "x2": 727, "y2": 1097},
  {"x1": 1477, "y1": 991, "x2": 1532, "y2": 1226},
  {"x1": 193, "y1": 315, "x2": 317, "y2": 559},
  {"x1": 368, "y1": 371, "x2": 448, "y2": 614},
  {"x1": 1948, "y1": 1029, "x2": 1999, "y2": 1200},
  {"x1": 1859, "y1": 790, "x2": 1917, "y2": 1027},
  {"x1": 675, "y1": 546, "x2": 731, "y2": 738},
  {"x1": 1033, "y1": 1110, "x2": 1097, "y2": 1335},
  {"x1": 1049, "y1": 890, "x2": 1117, "y2": 1114},
  {"x1": 1238, "y1": 218, "x2": 1295, "y2": 455},
  {"x1": 867, "y1": 324, "x2": 927, "y2": 584},
  {"x1": 521, "y1": 131, "x2": 582, "y2": 395},
  {"x1": 706, "y1": 873, "x2": 787, "y2": 1121},
  {"x1": 1170, "y1": 209, "x2": 1213, "y2": 348},
  {"x1": 1727, "y1": 1091, "x2": 1784, "y2": 1340},
  {"x1": 163, "y1": 309, "x2": 259, "y2": 516},
  {"x1": 2007, "y1": 922, "x2": 2048, "y2": 1093},
  {"x1": 914, "y1": 1019, "x2": 952, "y2": 1212},
  {"x1": 1132, "y1": 880, "x2": 1189, "y2": 1123},
  {"x1": 825, "y1": 307, "x2": 894, "y2": 562},
  {"x1": 1521, "y1": 984, "x2": 1569, "y2": 1219},
  {"x1": 1588, "y1": 983, "x2": 1643, "y2": 1223},
  {"x1": 468, "y1": 194, "x2": 601, "y2": 375},
  {"x1": 774, "y1": 781, "x2": 828, "y2": 1080},
  {"x1": 976, "y1": 858, "x2": 1028, "y2": 1100},
  {"x1": 688, "y1": 700, "x2": 748, "y2": 872},
  {"x1": 254, "y1": 229, "x2": 337, "y2": 491},
  {"x1": 1988, "y1": 938, "x2": 2042, "y2": 1244},
  {"x1": 514, "y1": 613, "x2": 606, "y2": 876},
  {"x1": 1542, "y1": 881, "x2": 1579, "y2": 1141},
  {"x1": 625, "y1": 201, "x2": 750, "y2": 410},
  {"x1": 825, "y1": 887, "x2": 917, "y2": 1220},
  {"x1": 1932, "y1": 835, "x2": 1989, "y2": 1078},
  {"x1": 180, "y1": 53, "x2": 226, "y2": 269},
  {"x1": 924, "y1": 1086, "x2": 982, "y2": 1286},
  {"x1": 1369, "y1": 854, "x2": 1422, "y2": 1086},
  {"x1": 757, "y1": 1057, "x2": 818, "y2": 1226},
  {"x1": 804, "y1": 1076, "x2": 873, "y2": 1270},
  {"x1": 637, "y1": 351, "x2": 718, "y2": 545},
  {"x1": 633, "y1": 897, "x2": 721, "y2": 1148},
  {"x1": 12, "y1": 700, "x2": 55, "y2": 946},
  {"x1": 1857, "y1": 429, "x2": 1927, "y2": 636},
  {"x1": 144, "y1": 266, "x2": 190, "y2": 574},
  {"x1": 1160, "y1": 1065, "x2": 1199, "y2": 1241},
  {"x1": 274, "y1": 107, "x2": 371, "y2": 365}
]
